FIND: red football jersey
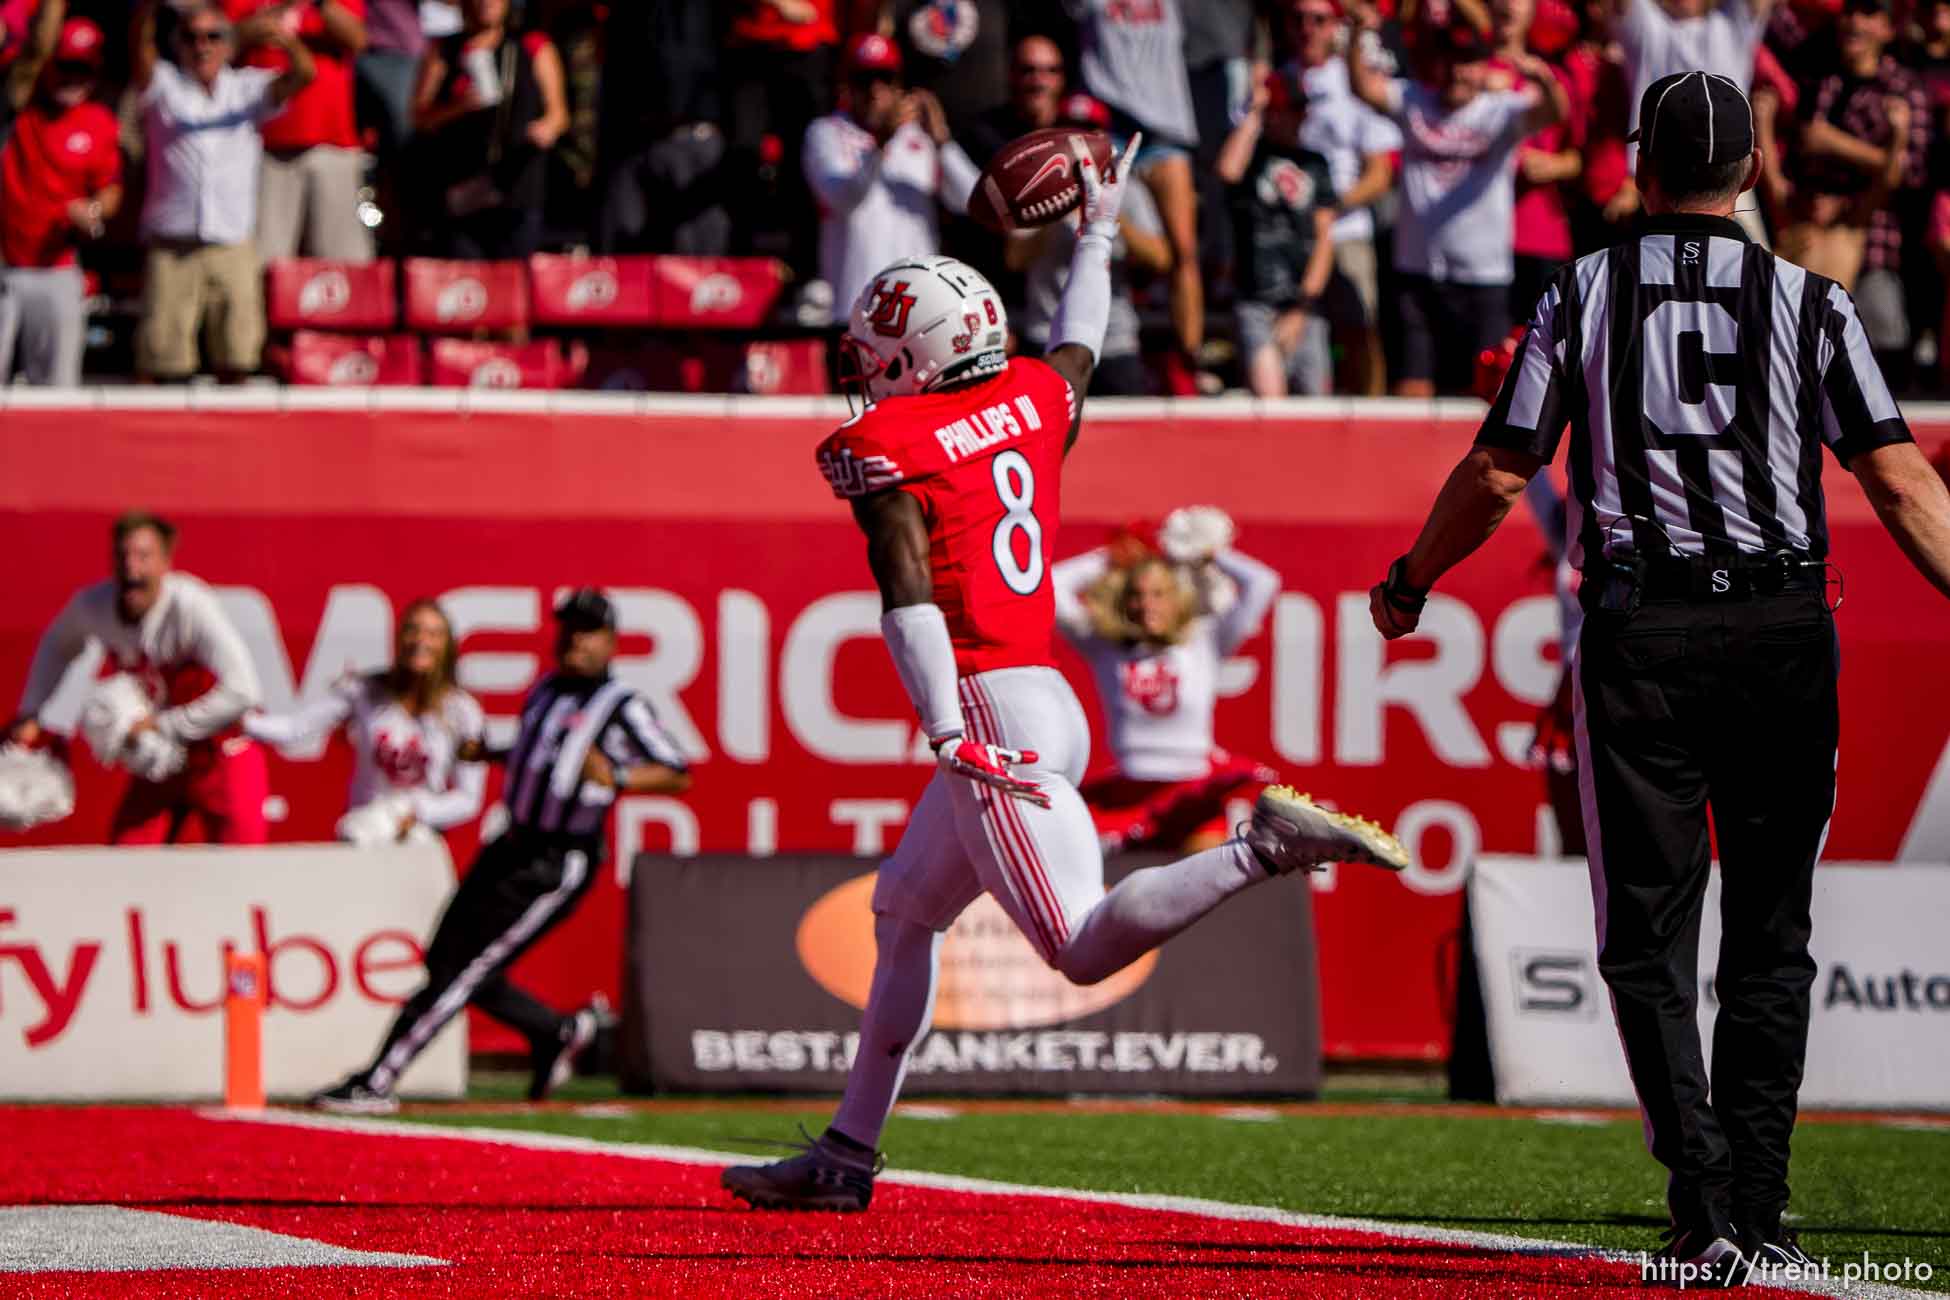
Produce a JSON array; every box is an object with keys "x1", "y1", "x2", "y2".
[{"x1": 817, "y1": 356, "x2": 1077, "y2": 676}]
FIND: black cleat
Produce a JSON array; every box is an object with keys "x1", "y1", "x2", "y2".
[
  {"x1": 1648, "y1": 1217, "x2": 1752, "y2": 1289},
  {"x1": 311, "y1": 1074, "x2": 399, "y2": 1115},
  {"x1": 529, "y1": 1006, "x2": 600, "y2": 1102},
  {"x1": 1742, "y1": 1222, "x2": 1815, "y2": 1273},
  {"x1": 722, "y1": 1129, "x2": 883, "y2": 1212}
]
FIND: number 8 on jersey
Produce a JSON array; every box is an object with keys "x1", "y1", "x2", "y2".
[{"x1": 817, "y1": 356, "x2": 1076, "y2": 674}]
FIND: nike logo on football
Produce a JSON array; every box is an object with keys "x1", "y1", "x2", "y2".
[{"x1": 1015, "y1": 151, "x2": 1071, "y2": 201}]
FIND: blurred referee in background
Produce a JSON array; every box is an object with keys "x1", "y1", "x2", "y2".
[
  {"x1": 316, "y1": 588, "x2": 692, "y2": 1114},
  {"x1": 1369, "y1": 71, "x2": 1950, "y2": 1284}
]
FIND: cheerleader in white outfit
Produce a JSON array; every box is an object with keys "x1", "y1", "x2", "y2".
[
  {"x1": 1053, "y1": 509, "x2": 1283, "y2": 856},
  {"x1": 248, "y1": 600, "x2": 486, "y2": 844}
]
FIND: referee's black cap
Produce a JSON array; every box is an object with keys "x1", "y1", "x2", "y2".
[
  {"x1": 554, "y1": 587, "x2": 616, "y2": 632},
  {"x1": 1626, "y1": 71, "x2": 1754, "y2": 167}
]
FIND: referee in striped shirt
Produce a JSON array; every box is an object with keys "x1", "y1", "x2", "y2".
[
  {"x1": 1370, "y1": 71, "x2": 1950, "y2": 1283},
  {"x1": 316, "y1": 588, "x2": 692, "y2": 1113}
]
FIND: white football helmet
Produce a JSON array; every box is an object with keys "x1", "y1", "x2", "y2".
[{"x1": 841, "y1": 255, "x2": 1009, "y2": 403}]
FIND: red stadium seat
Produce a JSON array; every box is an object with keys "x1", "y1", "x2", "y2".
[
  {"x1": 427, "y1": 338, "x2": 589, "y2": 388},
  {"x1": 528, "y1": 254, "x2": 656, "y2": 327},
  {"x1": 649, "y1": 256, "x2": 786, "y2": 329},
  {"x1": 278, "y1": 331, "x2": 422, "y2": 386},
  {"x1": 403, "y1": 259, "x2": 529, "y2": 332},
  {"x1": 266, "y1": 259, "x2": 397, "y2": 331}
]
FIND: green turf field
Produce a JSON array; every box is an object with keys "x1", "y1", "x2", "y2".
[{"x1": 415, "y1": 1075, "x2": 1950, "y2": 1292}]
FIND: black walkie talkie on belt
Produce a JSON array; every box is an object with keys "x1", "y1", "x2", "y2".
[{"x1": 1595, "y1": 515, "x2": 1653, "y2": 615}]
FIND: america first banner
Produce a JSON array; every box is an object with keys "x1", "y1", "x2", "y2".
[{"x1": 3, "y1": 393, "x2": 1949, "y2": 1063}]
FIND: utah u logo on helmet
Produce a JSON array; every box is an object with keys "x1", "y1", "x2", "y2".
[{"x1": 867, "y1": 279, "x2": 918, "y2": 338}]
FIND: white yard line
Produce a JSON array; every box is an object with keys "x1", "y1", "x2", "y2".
[
  {"x1": 203, "y1": 1107, "x2": 1939, "y2": 1299},
  {"x1": 0, "y1": 1205, "x2": 445, "y2": 1273}
]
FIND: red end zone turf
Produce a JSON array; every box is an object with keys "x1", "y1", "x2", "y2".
[{"x1": 1, "y1": 1106, "x2": 1814, "y2": 1299}]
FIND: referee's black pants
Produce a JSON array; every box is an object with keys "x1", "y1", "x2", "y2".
[
  {"x1": 363, "y1": 830, "x2": 600, "y2": 1093},
  {"x1": 1575, "y1": 588, "x2": 1838, "y2": 1237}
]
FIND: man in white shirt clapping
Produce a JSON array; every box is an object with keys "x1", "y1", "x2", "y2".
[
  {"x1": 802, "y1": 33, "x2": 979, "y2": 325},
  {"x1": 130, "y1": 1, "x2": 314, "y2": 381}
]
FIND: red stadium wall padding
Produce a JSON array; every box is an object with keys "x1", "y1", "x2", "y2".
[
  {"x1": 265, "y1": 258, "x2": 398, "y2": 331},
  {"x1": 278, "y1": 332, "x2": 423, "y2": 386},
  {"x1": 4, "y1": 398, "x2": 1948, "y2": 1060},
  {"x1": 528, "y1": 255, "x2": 657, "y2": 327},
  {"x1": 403, "y1": 259, "x2": 529, "y2": 333}
]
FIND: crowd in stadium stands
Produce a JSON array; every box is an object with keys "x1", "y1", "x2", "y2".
[{"x1": 0, "y1": 0, "x2": 1945, "y2": 395}]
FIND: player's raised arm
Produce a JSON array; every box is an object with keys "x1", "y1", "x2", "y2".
[{"x1": 1045, "y1": 134, "x2": 1143, "y2": 454}]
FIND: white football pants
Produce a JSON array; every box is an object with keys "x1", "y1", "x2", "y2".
[{"x1": 832, "y1": 667, "x2": 1263, "y2": 1148}]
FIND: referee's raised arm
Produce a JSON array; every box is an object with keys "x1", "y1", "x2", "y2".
[{"x1": 1369, "y1": 69, "x2": 1950, "y2": 1286}]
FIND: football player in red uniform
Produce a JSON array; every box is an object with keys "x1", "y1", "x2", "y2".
[{"x1": 722, "y1": 137, "x2": 1409, "y2": 1213}]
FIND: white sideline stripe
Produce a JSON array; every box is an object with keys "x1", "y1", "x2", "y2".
[
  {"x1": 0, "y1": 1205, "x2": 445, "y2": 1272},
  {"x1": 203, "y1": 1109, "x2": 1936, "y2": 1299}
]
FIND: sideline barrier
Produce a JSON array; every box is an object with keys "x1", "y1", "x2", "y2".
[
  {"x1": 1468, "y1": 857, "x2": 1950, "y2": 1109},
  {"x1": 3, "y1": 393, "x2": 1948, "y2": 1062},
  {"x1": 0, "y1": 842, "x2": 465, "y2": 1100},
  {"x1": 620, "y1": 853, "x2": 1323, "y2": 1096}
]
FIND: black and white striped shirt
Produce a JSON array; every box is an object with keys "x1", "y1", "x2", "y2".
[
  {"x1": 1478, "y1": 214, "x2": 1913, "y2": 567},
  {"x1": 503, "y1": 672, "x2": 688, "y2": 839}
]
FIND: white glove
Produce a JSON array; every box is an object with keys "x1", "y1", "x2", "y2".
[
  {"x1": 1073, "y1": 133, "x2": 1143, "y2": 238},
  {"x1": 125, "y1": 727, "x2": 187, "y2": 783},
  {"x1": 934, "y1": 736, "x2": 1051, "y2": 807},
  {"x1": 0, "y1": 744, "x2": 75, "y2": 830},
  {"x1": 1160, "y1": 506, "x2": 1237, "y2": 564}
]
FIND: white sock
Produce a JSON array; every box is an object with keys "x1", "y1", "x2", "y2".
[
  {"x1": 830, "y1": 914, "x2": 941, "y2": 1150},
  {"x1": 1056, "y1": 840, "x2": 1262, "y2": 985}
]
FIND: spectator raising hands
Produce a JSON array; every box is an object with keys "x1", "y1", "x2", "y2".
[
  {"x1": 1347, "y1": 10, "x2": 1567, "y2": 395},
  {"x1": 132, "y1": 1, "x2": 315, "y2": 382},
  {"x1": 1490, "y1": 0, "x2": 1586, "y2": 322},
  {"x1": 229, "y1": 0, "x2": 374, "y2": 263}
]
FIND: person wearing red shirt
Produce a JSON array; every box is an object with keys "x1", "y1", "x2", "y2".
[
  {"x1": 1490, "y1": 0, "x2": 1585, "y2": 320},
  {"x1": 228, "y1": 0, "x2": 372, "y2": 262},
  {"x1": 724, "y1": 0, "x2": 843, "y2": 271},
  {"x1": 0, "y1": 14, "x2": 121, "y2": 386}
]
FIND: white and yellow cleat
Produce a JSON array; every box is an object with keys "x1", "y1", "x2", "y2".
[{"x1": 1241, "y1": 785, "x2": 1411, "y2": 875}]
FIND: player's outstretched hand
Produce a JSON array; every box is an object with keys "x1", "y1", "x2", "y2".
[
  {"x1": 1074, "y1": 132, "x2": 1141, "y2": 233},
  {"x1": 935, "y1": 736, "x2": 1052, "y2": 808}
]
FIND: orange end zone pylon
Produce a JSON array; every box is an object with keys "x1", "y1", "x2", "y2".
[{"x1": 224, "y1": 950, "x2": 267, "y2": 1110}]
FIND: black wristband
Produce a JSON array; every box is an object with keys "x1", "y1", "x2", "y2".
[{"x1": 1383, "y1": 556, "x2": 1428, "y2": 611}]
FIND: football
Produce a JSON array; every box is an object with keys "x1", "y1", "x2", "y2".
[{"x1": 967, "y1": 127, "x2": 1117, "y2": 235}]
